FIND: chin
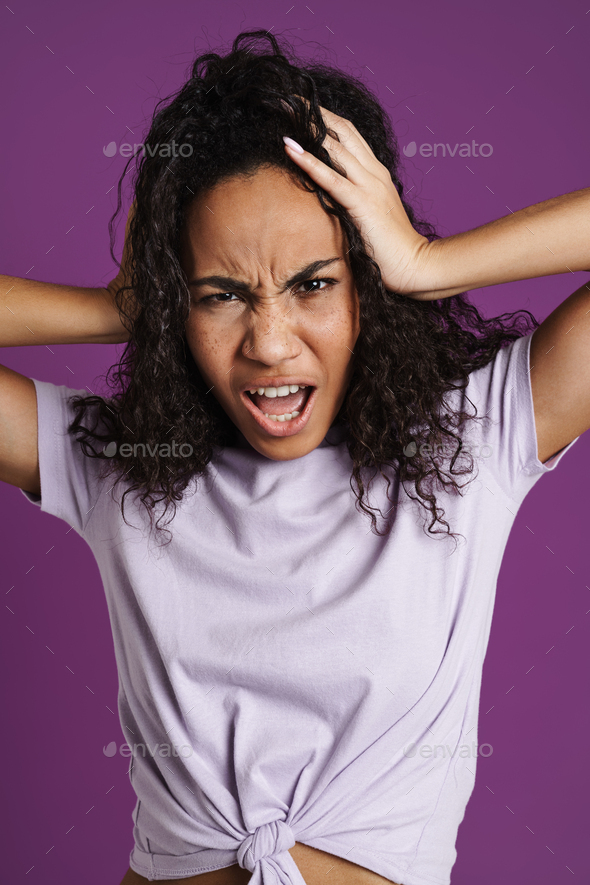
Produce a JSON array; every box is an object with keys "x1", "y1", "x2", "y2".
[{"x1": 242, "y1": 427, "x2": 324, "y2": 461}]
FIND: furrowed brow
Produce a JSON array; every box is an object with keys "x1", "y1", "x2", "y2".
[{"x1": 189, "y1": 257, "x2": 343, "y2": 292}]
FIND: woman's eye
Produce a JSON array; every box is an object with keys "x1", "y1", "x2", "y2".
[
  {"x1": 201, "y1": 278, "x2": 336, "y2": 304},
  {"x1": 296, "y1": 278, "x2": 336, "y2": 295},
  {"x1": 204, "y1": 292, "x2": 241, "y2": 304}
]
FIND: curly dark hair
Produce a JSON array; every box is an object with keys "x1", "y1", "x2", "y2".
[{"x1": 68, "y1": 28, "x2": 537, "y2": 544}]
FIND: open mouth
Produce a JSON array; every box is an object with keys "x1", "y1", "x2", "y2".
[
  {"x1": 240, "y1": 384, "x2": 317, "y2": 437},
  {"x1": 247, "y1": 384, "x2": 312, "y2": 420}
]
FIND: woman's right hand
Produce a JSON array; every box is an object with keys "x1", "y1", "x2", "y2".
[{"x1": 283, "y1": 106, "x2": 431, "y2": 296}]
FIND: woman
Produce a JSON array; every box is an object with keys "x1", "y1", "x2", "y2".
[{"x1": 1, "y1": 28, "x2": 588, "y2": 885}]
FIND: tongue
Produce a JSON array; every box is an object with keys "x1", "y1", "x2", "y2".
[{"x1": 251, "y1": 387, "x2": 309, "y2": 415}]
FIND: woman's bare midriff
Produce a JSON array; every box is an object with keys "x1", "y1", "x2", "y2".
[{"x1": 119, "y1": 842, "x2": 401, "y2": 884}]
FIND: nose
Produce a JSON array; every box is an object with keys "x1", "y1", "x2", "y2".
[{"x1": 242, "y1": 307, "x2": 303, "y2": 366}]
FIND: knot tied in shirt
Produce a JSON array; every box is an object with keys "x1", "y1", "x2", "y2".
[{"x1": 237, "y1": 819, "x2": 296, "y2": 873}]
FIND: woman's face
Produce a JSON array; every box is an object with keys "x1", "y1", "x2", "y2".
[{"x1": 181, "y1": 165, "x2": 360, "y2": 461}]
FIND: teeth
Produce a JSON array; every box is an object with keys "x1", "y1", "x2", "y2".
[
  {"x1": 263, "y1": 411, "x2": 300, "y2": 422},
  {"x1": 247, "y1": 384, "x2": 308, "y2": 397}
]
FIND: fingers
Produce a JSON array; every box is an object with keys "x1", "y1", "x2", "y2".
[
  {"x1": 284, "y1": 128, "x2": 383, "y2": 200},
  {"x1": 284, "y1": 94, "x2": 375, "y2": 164},
  {"x1": 317, "y1": 104, "x2": 391, "y2": 185},
  {"x1": 283, "y1": 138, "x2": 357, "y2": 212},
  {"x1": 323, "y1": 112, "x2": 392, "y2": 187},
  {"x1": 321, "y1": 132, "x2": 376, "y2": 188},
  {"x1": 282, "y1": 96, "x2": 391, "y2": 189},
  {"x1": 318, "y1": 105, "x2": 370, "y2": 152}
]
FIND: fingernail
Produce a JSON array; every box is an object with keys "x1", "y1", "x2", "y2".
[{"x1": 283, "y1": 136, "x2": 304, "y2": 154}]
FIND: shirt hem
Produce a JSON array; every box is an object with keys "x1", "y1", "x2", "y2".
[
  {"x1": 130, "y1": 846, "x2": 240, "y2": 880},
  {"x1": 130, "y1": 840, "x2": 449, "y2": 885}
]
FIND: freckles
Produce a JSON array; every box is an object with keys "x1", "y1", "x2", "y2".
[
  {"x1": 206, "y1": 333, "x2": 234, "y2": 367},
  {"x1": 189, "y1": 317, "x2": 215, "y2": 351},
  {"x1": 186, "y1": 320, "x2": 216, "y2": 369},
  {"x1": 326, "y1": 306, "x2": 353, "y2": 337}
]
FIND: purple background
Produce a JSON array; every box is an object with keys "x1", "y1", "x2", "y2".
[{"x1": 1, "y1": 0, "x2": 589, "y2": 882}]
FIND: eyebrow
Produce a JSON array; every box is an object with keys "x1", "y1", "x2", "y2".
[{"x1": 188, "y1": 257, "x2": 344, "y2": 293}]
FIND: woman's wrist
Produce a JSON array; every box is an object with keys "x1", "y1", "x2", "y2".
[
  {"x1": 0, "y1": 275, "x2": 130, "y2": 347},
  {"x1": 96, "y1": 283, "x2": 133, "y2": 343},
  {"x1": 405, "y1": 187, "x2": 590, "y2": 300}
]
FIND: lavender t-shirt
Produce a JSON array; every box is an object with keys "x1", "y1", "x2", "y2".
[{"x1": 22, "y1": 332, "x2": 576, "y2": 885}]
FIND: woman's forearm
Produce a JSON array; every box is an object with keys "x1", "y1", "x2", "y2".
[
  {"x1": 0, "y1": 275, "x2": 130, "y2": 346},
  {"x1": 411, "y1": 187, "x2": 590, "y2": 299}
]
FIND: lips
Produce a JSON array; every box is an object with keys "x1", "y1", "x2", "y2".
[{"x1": 240, "y1": 386, "x2": 317, "y2": 437}]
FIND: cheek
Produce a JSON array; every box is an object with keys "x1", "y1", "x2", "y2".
[
  {"x1": 314, "y1": 321, "x2": 355, "y2": 385},
  {"x1": 325, "y1": 297, "x2": 359, "y2": 348},
  {"x1": 187, "y1": 307, "x2": 243, "y2": 344},
  {"x1": 331, "y1": 298, "x2": 359, "y2": 381},
  {"x1": 185, "y1": 316, "x2": 229, "y2": 384}
]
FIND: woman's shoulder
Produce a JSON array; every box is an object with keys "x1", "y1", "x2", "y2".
[
  {"x1": 451, "y1": 331, "x2": 576, "y2": 499},
  {"x1": 462, "y1": 332, "x2": 532, "y2": 407},
  {"x1": 21, "y1": 377, "x2": 116, "y2": 534}
]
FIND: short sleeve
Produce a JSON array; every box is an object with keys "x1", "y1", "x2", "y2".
[
  {"x1": 20, "y1": 378, "x2": 103, "y2": 535},
  {"x1": 461, "y1": 332, "x2": 578, "y2": 502}
]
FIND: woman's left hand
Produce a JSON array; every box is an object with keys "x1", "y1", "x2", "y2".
[{"x1": 283, "y1": 105, "x2": 431, "y2": 295}]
